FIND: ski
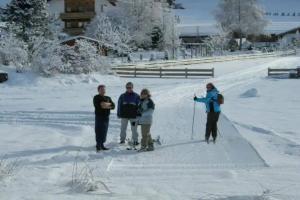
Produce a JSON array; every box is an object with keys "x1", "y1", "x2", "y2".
[
  {"x1": 152, "y1": 135, "x2": 162, "y2": 145},
  {"x1": 126, "y1": 138, "x2": 138, "y2": 150},
  {"x1": 126, "y1": 146, "x2": 137, "y2": 150}
]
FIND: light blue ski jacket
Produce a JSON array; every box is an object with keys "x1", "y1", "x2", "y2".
[{"x1": 194, "y1": 88, "x2": 221, "y2": 113}]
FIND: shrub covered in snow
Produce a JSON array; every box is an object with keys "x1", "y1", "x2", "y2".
[
  {"x1": 70, "y1": 155, "x2": 111, "y2": 194},
  {"x1": 0, "y1": 33, "x2": 29, "y2": 72},
  {"x1": 0, "y1": 157, "x2": 21, "y2": 180},
  {"x1": 33, "y1": 39, "x2": 111, "y2": 76}
]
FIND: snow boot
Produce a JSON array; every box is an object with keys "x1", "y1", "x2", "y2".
[
  {"x1": 96, "y1": 145, "x2": 101, "y2": 152},
  {"x1": 119, "y1": 140, "x2": 125, "y2": 144},
  {"x1": 147, "y1": 144, "x2": 154, "y2": 151},
  {"x1": 101, "y1": 145, "x2": 110, "y2": 151},
  {"x1": 138, "y1": 146, "x2": 147, "y2": 152},
  {"x1": 213, "y1": 138, "x2": 216, "y2": 144},
  {"x1": 205, "y1": 138, "x2": 209, "y2": 144}
]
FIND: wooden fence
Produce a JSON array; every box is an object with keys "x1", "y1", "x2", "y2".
[
  {"x1": 112, "y1": 67, "x2": 214, "y2": 78},
  {"x1": 268, "y1": 68, "x2": 299, "y2": 76}
]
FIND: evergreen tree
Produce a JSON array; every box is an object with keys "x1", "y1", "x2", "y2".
[
  {"x1": 151, "y1": 26, "x2": 163, "y2": 49},
  {"x1": 2, "y1": 0, "x2": 49, "y2": 43}
]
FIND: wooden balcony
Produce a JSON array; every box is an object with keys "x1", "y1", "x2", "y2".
[
  {"x1": 60, "y1": 12, "x2": 95, "y2": 21},
  {"x1": 63, "y1": 27, "x2": 85, "y2": 36}
]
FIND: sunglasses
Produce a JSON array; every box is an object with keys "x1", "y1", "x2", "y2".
[{"x1": 126, "y1": 87, "x2": 133, "y2": 89}]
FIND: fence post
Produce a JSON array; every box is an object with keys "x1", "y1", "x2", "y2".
[
  {"x1": 212, "y1": 68, "x2": 215, "y2": 78},
  {"x1": 159, "y1": 68, "x2": 162, "y2": 78},
  {"x1": 267, "y1": 68, "x2": 270, "y2": 76},
  {"x1": 185, "y1": 68, "x2": 188, "y2": 78},
  {"x1": 134, "y1": 67, "x2": 137, "y2": 78}
]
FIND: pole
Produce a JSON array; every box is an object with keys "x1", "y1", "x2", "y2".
[
  {"x1": 191, "y1": 98, "x2": 196, "y2": 140},
  {"x1": 217, "y1": 127, "x2": 222, "y2": 138}
]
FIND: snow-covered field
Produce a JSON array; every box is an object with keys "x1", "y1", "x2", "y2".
[{"x1": 1, "y1": 56, "x2": 300, "y2": 199}]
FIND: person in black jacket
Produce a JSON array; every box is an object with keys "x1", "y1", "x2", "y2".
[
  {"x1": 93, "y1": 85, "x2": 115, "y2": 152},
  {"x1": 117, "y1": 82, "x2": 140, "y2": 145}
]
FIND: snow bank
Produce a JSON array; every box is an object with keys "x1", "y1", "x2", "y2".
[
  {"x1": 240, "y1": 88, "x2": 259, "y2": 98},
  {"x1": 0, "y1": 65, "x2": 121, "y2": 87}
]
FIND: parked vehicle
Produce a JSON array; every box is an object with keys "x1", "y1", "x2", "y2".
[{"x1": 0, "y1": 71, "x2": 8, "y2": 83}]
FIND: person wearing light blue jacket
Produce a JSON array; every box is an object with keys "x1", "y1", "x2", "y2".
[{"x1": 194, "y1": 83, "x2": 221, "y2": 144}]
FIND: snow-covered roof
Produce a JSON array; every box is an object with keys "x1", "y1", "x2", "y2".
[
  {"x1": 60, "y1": 35, "x2": 114, "y2": 48},
  {"x1": 178, "y1": 23, "x2": 219, "y2": 37},
  {"x1": 61, "y1": 35, "x2": 100, "y2": 44}
]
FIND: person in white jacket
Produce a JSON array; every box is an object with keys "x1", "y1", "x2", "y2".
[{"x1": 137, "y1": 89, "x2": 155, "y2": 151}]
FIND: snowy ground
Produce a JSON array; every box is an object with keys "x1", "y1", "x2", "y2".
[{"x1": 0, "y1": 56, "x2": 300, "y2": 199}]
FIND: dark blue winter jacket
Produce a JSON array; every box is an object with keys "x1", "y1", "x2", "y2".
[
  {"x1": 194, "y1": 88, "x2": 221, "y2": 113},
  {"x1": 117, "y1": 92, "x2": 140, "y2": 118}
]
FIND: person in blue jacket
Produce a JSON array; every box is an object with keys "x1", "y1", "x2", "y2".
[
  {"x1": 194, "y1": 83, "x2": 221, "y2": 144},
  {"x1": 117, "y1": 82, "x2": 140, "y2": 145}
]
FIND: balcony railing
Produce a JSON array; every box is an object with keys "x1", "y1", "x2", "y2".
[
  {"x1": 60, "y1": 12, "x2": 95, "y2": 20},
  {"x1": 63, "y1": 27, "x2": 85, "y2": 35}
]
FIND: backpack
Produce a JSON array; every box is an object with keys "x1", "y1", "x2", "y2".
[{"x1": 217, "y1": 94, "x2": 224, "y2": 105}]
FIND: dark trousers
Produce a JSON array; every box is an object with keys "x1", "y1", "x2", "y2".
[
  {"x1": 95, "y1": 115, "x2": 109, "y2": 147},
  {"x1": 205, "y1": 112, "x2": 220, "y2": 140}
]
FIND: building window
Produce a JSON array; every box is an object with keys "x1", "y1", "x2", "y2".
[
  {"x1": 78, "y1": 6, "x2": 84, "y2": 12},
  {"x1": 66, "y1": 22, "x2": 72, "y2": 28},
  {"x1": 66, "y1": 6, "x2": 72, "y2": 12}
]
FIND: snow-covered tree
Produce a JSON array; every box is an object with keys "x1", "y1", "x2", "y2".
[
  {"x1": 86, "y1": 13, "x2": 131, "y2": 55},
  {"x1": 107, "y1": 0, "x2": 155, "y2": 49},
  {"x1": 1, "y1": 0, "x2": 50, "y2": 64},
  {"x1": 126, "y1": 0, "x2": 155, "y2": 49},
  {"x1": 151, "y1": 26, "x2": 163, "y2": 49},
  {"x1": 60, "y1": 40, "x2": 111, "y2": 75},
  {"x1": 0, "y1": 32, "x2": 28, "y2": 72},
  {"x1": 203, "y1": 33, "x2": 230, "y2": 55},
  {"x1": 214, "y1": 0, "x2": 268, "y2": 50},
  {"x1": 1, "y1": 0, "x2": 49, "y2": 42},
  {"x1": 162, "y1": 10, "x2": 181, "y2": 58},
  {"x1": 30, "y1": 36, "x2": 67, "y2": 76}
]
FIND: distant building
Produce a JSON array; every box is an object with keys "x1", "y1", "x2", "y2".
[
  {"x1": 59, "y1": 0, "x2": 117, "y2": 36},
  {"x1": 277, "y1": 27, "x2": 300, "y2": 44},
  {"x1": 60, "y1": 35, "x2": 111, "y2": 55}
]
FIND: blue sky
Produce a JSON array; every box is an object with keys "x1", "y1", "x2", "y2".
[
  {"x1": 176, "y1": 0, "x2": 300, "y2": 24},
  {"x1": 1, "y1": 0, "x2": 300, "y2": 34}
]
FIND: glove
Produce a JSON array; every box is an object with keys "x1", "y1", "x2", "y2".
[{"x1": 193, "y1": 96, "x2": 198, "y2": 101}]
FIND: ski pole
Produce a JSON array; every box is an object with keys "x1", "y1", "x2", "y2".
[
  {"x1": 191, "y1": 98, "x2": 196, "y2": 140},
  {"x1": 217, "y1": 127, "x2": 222, "y2": 138}
]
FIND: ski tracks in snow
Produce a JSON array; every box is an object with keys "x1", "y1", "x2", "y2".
[{"x1": 0, "y1": 110, "x2": 119, "y2": 128}]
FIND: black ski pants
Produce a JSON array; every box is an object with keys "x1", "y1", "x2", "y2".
[
  {"x1": 95, "y1": 115, "x2": 109, "y2": 148},
  {"x1": 205, "y1": 112, "x2": 220, "y2": 140}
]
